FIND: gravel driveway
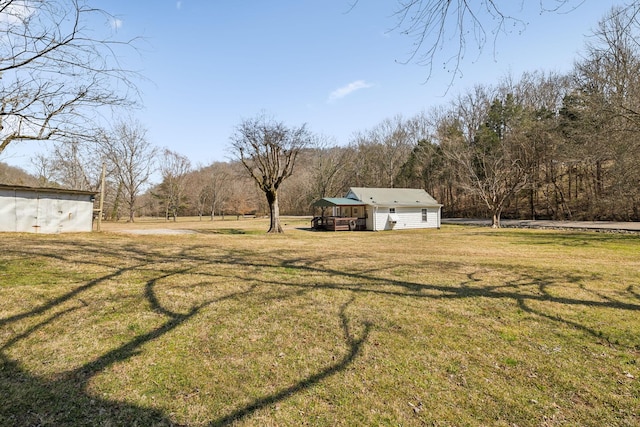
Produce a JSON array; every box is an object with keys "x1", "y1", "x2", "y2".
[{"x1": 442, "y1": 218, "x2": 640, "y2": 232}]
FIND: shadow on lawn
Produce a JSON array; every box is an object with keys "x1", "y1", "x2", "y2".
[
  {"x1": 0, "y1": 243, "x2": 211, "y2": 425},
  {"x1": 0, "y1": 353, "x2": 176, "y2": 426},
  {"x1": 210, "y1": 297, "x2": 370, "y2": 427},
  {"x1": 0, "y1": 241, "x2": 372, "y2": 426},
  {"x1": 1, "y1": 236, "x2": 639, "y2": 425}
]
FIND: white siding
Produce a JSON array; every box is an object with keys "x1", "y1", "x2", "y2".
[
  {"x1": 365, "y1": 206, "x2": 375, "y2": 231},
  {"x1": 427, "y1": 208, "x2": 440, "y2": 227},
  {"x1": 372, "y1": 207, "x2": 399, "y2": 231},
  {"x1": 370, "y1": 206, "x2": 440, "y2": 231},
  {"x1": 373, "y1": 208, "x2": 386, "y2": 231},
  {"x1": 341, "y1": 187, "x2": 443, "y2": 231}
]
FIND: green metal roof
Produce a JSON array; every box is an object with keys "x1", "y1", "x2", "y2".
[
  {"x1": 346, "y1": 187, "x2": 442, "y2": 207},
  {"x1": 313, "y1": 197, "x2": 367, "y2": 207},
  {"x1": 314, "y1": 189, "x2": 443, "y2": 208}
]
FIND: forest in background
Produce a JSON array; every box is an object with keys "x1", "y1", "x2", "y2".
[{"x1": 2, "y1": 5, "x2": 639, "y2": 223}]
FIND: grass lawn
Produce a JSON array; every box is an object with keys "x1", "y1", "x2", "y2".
[{"x1": 1, "y1": 217, "x2": 639, "y2": 426}]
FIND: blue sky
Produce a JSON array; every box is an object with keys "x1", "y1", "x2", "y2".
[{"x1": 1, "y1": 1, "x2": 623, "y2": 172}]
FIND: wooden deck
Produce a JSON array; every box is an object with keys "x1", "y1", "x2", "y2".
[{"x1": 311, "y1": 216, "x2": 366, "y2": 231}]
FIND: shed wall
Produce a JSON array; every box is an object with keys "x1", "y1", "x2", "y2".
[{"x1": 0, "y1": 189, "x2": 94, "y2": 233}]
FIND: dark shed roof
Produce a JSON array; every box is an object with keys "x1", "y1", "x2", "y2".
[
  {"x1": 0, "y1": 183, "x2": 96, "y2": 196},
  {"x1": 313, "y1": 197, "x2": 367, "y2": 207}
]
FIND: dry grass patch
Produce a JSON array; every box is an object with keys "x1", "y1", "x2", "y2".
[{"x1": 1, "y1": 220, "x2": 639, "y2": 426}]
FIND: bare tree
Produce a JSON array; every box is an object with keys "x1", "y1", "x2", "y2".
[
  {"x1": 30, "y1": 153, "x2": 56, "y2": 186},
  {"x1": 226, "y1": 176, "x2": 260, "y2": 219},
  {"x1": 385, "y1": 0, "x2": 584, "y2": 85},
  {"x1": 49, "y1": 140, "x2": 96, "y2": 190},
  {"x1": 568, "y1": 4, "x2": 640, "y2": 219},
  {"x1": 187, "y1": 166, "x2": 215, "y2": 220},
  {"x1": 278, "y1": 150, "x2": 314, "y2": 215},
  {"x1": 189, "y1": 162, "x2": 233, "y2": 220},
  {"x1": 229, "y1": 114, "x2": 313, "y2": 233},
  {"x1": 0, "y1": 0, "x2": 140, "y2": 156},
  {"x1": 350, "y1": 115, "x2": 417, "y2": 188},
  {"x1": 439, "y1": 85, "x2": 532, "y2": 227},
  {"x1": 98, "y1": 119, "x2": 157, "y2": 222},
  {"x1": 157, "y1": 149, "x2": 192, "y2": 221},
  {"x1": 309, "y1": 145, "x2": 354, "y2": 200}
]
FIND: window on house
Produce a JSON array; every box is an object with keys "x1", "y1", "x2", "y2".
[
  {"x1": 353, "y1": 207, "x2": 358, "y2": 215},
  {"x1": 389, "y1": 207, "x2": 396, "y2": 214},
  {"x1": 422, "y1": 208, "x2": 428, "y2": 222}
]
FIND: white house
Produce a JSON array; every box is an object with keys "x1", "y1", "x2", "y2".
[
  {"x1": 0, "y1": 184, "x2": 96, "y2": 233},
  {"x1": 313, "y1": 187, "x2": 442, "y2": 231}
]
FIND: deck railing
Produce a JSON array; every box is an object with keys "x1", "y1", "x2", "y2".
[{"x1": 311, "y1": 216, "x2": 366, "y2": 231}]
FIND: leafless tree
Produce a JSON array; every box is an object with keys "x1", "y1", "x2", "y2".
[
  {"x1": 383, "y1": 0, "x2": 584, "y2": 85},
  {"x1": 0, "y1": 0, "x2": 140, "y2": 156},
  {"x1": 350, "y1": 115, "x2": 418, "y2": 188},
  {"x1": 98, "y1": 119, "x2": 157, "y2": 222},
  {"x1": 229, "y1": 114, "x2": 314, "y2": 233},
  {"x1": 30, "y1": 153, "x2": 56, "y2": 186},
  {"x1": 157, "y1": 149, "x2": 192, "y2": 221},
  {"x1": 192, "y1": 162, "x2": 233, "y2": 220},
  {"x1": 48, "y1": 140, "x2": 96, "y2": 190},
  {"x1": 309, "y1": 145, "x2": 354, "y2": 200},
  {"x1": 566, "y1": 3, "x2": 640, "y2": 219},
  {"x1": 275, "y1": 150, "x2": 314, "y2": 215},
  {"x1": 438, "y1": 84, "x2": 533, "y2": 227},
  {"x1": 509, "y1": 71, "x2": 570, "y2": 220}
]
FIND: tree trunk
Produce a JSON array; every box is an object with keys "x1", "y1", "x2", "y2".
[
  {"x1": 491, "y1": 211, "x2": 501, "y2": 228},
  {"x1": 125, "y1": 185, "x2": 135, "y2": 222},
  {"x1": 266, "y1": 189, "x2": 283, "y2": 233},
  {"x1": 491, "y1": 204, "x2": 503, "y2": 228},
  {"x1": 529, "y1": 187, "x2": 535, "y2": 220}
]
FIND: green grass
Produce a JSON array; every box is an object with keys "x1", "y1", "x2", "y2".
[{"x1": 1, "y1": 220, "x2": 639, "y2": 426}]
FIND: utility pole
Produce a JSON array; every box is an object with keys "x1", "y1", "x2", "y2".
[{"x1": 96, "y1": 162, "x2": 106, "y2": 231}]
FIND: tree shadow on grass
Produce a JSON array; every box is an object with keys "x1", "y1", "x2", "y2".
[
  {"x1": 0, "y1": 353, "x2": 177, "y2": 426},
  {"x1": 1, "y1": 241, "x2": 373, "y2": 426},
  {"x1": 246, "y1": 255, "x2": 640, "y2": 313},
  {"x1": 627, "y1": 285, "x2": 640, "y2": 301},
  {"x1": 209, "y1": 297, "x2": 370, "y2": 426},
  {"x1": 0, "y1": 260, "x2": 179, "y2": 425},
  {"x1": 1, "y1": 235, "x2": 639, "y2": 425},
  {"x1": 225, "y1": 253, "x2": 640, "y2": 353},
  {"x1": 0, "y1": 246, "x2": 231, "y2": 426}
]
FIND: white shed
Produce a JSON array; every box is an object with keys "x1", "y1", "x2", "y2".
[
  {"x1": 312, "y1": 187, "x2": 442, "y2": 231},
  {"x1": 0, "y1": 184, "x2": 96, "y2": 233}
]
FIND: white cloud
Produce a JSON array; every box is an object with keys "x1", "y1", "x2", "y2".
[
  {"x1": 328, "y1": 80, "x2": 374, "y2": 102},
  {"x1": 110, "y1": 18, "x2": 123, "y2": 30}
]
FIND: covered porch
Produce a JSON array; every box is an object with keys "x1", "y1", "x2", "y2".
[{"x1": 311, "y1": 197, "x2": 367, "y2": 231}]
